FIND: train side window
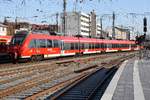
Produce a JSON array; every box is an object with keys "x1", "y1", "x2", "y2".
[
  {"x1": 71, "y1": 43, "x2": 74, "y2": 50},
  {"x1": 92, "y1": 43, "x2": 95, "y2": 49},
  {"x1": 115, "y1": 44, "x2": 117, "y2": 48},
  {"x1": 90, "y1": 43, "x2": 92, "y2": 49},
  {"x1": 116, "y1": 44, "x2": 118, "y2": 48},
  {"x1": 103, "y1": 44, "x2": 105, "y2": 48},
  {"x1": 75, "y1": 43, "x2": 78, "y2": 50},
  {"x1": 84, "y1": 43, "x2": 88, "y2": 49},
  {"x1": 95, "y1": 43, "x2": 98, "y2": 49},
  {"x1": 64, "y1": 43, "x2": 71, "y2": 50},
  {"x1": 123, "y1": 44, "x2": 125, "y2": 47},
  {"x1": 121, "y1": 44, "x2": 123, "y2": 48},
  {"x1": 99, "y1": 43, "x2": 101, "y2": 48},
  {"x1": 112, "y1": 44, "x2": 114, "y2": 48},
  {"x1": 101, "y1": 44, "x2": 103, "y2": 48},
  {"x1": 103, "y1": 44, "x2": 106, "y2": 48},
  {"x1": 120, "y1": 44, "x2": 122, "y2": 47},
  {"x1": 81, "y1": 43, "x2": 84, "y2": 49},
  {"x1": 83, "y1": 43, "x2": 85, "y2": 49},
  {"x1": 110, "y1": 44, "x2": 112, "y2": 48},
  {"x1": 29, "y1": 39, "x2": 36, "y2": 48},
  {"x1": 89, "y1": 43, "x2": 91, "y2": 49},
  {"x1": 98, "y1": 43, "x2": 100, "y2": 48},
  {"x1": 53, "y1": 40, "x2": 59, "y2": 48},
  {"x1": 47, "y1": 40, "x2": 52, "y2": 48},
  {"x1": 39, "y1": 39, "x2": 46, "y2": 48},
  {"x1": 95, "y1": 44, "x2": 97, "y2": 49},
  {"x1": 107, "y1": 44, "x2": 109, "y2": 48}
]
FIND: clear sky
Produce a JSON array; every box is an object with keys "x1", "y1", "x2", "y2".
[{"x1": 0, "y1": 0, "x2": 150, "y2": 33}]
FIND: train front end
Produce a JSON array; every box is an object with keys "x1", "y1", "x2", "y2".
[{"x1": 8, "y1": 31, "x2": 28, "y2": 63}]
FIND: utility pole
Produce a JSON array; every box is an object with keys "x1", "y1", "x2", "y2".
[
  {"x1": 63, "y1": 0, "x2": 67, "y2": 36},
  {"x1": 15, "y1": 17, "x2": 18, "y2": 29},
  {"x1": 112, "y1": 12, "x2": 115, "y2": 39},
  {"x1": 56, "y1": 13, "x2": 59, "y2": 32},
  {"x1": 100, "y1": 17, "x2": 103, "y2": 38},
  {"x1": 73, "y1": 0, "x2": 77, "y2": 12}
]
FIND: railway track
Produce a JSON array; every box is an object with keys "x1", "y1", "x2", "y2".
[
  {"x1": 0, "y1": 52, "x2": 131, "y2": 78},
  {"x1": 0, "y1": 52, "x2": 136, "y2": 99},
  {"x1": 47, "y1": 67, "x2": 117, "y2": 100}
]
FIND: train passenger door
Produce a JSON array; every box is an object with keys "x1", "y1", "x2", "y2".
[
  {"x1": 60, "y1": 41, "x2": 65, "y2": 56},
  {"x1": 46, "y1": 39, "x2": 53, "y2": 58},
  {"x1": 35, "y1": 39, "x2": 42, "y2": 55},
  {"x1": 28, "y1": 39, "x2": 40, "y2": 57}
]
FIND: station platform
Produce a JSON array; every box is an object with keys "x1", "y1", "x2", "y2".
[{"x1": 101, "y1": 58, "x2": 150, "y2": 100}]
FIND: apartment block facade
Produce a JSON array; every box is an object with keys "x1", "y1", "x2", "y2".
[{"x1": 61, "y1": 11, "x2": 97, "y2": 37}]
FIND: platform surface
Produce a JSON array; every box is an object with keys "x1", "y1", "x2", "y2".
[{"x1": 101, "y1": 57, "x2": 150, "y2": 100}]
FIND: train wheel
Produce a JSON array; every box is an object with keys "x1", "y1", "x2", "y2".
[
  {"x1": 37, "y1": 55, "x2": 44, "y2": 61},
  {"x1": 31, "y1": 55, "x2": 44, "y2": 62},
  {"x1": 11, "y1": 52, "x2": 18, "y2": 64},
  {"x1": 31, "y1": 55, "x2": 37, "y2": 62}
]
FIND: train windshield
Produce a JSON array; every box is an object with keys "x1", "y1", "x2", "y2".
[{"x1": 10, "y1": 31, "x2": 28, "y2": 45}]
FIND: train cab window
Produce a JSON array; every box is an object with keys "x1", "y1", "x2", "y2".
[
  {"x1": 53, "y1": 40, "x2": 59, "y2": 48},
  {"x1": 11, "y1": 31, "x2": 28, "y2": 45},
  {"x1": 47, "y1": 40, "x2": 52, "y2": 48},
  {"x1": 29, "y1": 39, "x2": 36, "y2": 48}
]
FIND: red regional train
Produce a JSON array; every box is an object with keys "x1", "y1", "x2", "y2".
[
  {"x1": 0, "y1": 36, "x2": 12, "y2": 53},
  {"x1": 8, "y1": 30, "x2": 138, "y2": 62},
  {"x1": 0, "y1": 36, "x2": 11, "y2": 44}
]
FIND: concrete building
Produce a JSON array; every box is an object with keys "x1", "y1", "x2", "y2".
[
  {"x1": 61, "y1": 11, "x2": 97, "y2": 37},
  {"x1": 96, "y1": 24, "x2": 101, "y2": 38},
  {"x1": 61, "y1": 12, "x2": 90, "y2": 37},
  {"x1": 0, "y1": 24, "x2": 7, "y2": 36},
  {"x1": 115, "y1": 27, "x2": 130, "y2": 40},
  {"x1": 106, "y1": 26, "x2": 130, "y2": 40},
  {"x1": 80, "y1": 12, "x2": 91, "y2": 37}
]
